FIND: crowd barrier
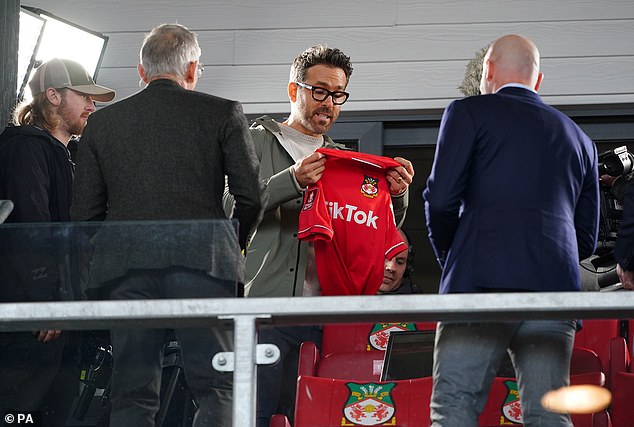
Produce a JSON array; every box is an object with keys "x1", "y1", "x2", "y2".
[
  {"x1": 2, "y1": 292, "x2": 634, "y2": 427},
  {"x1": 1, "y1": 219, "x2": 632, "y2": 426}
]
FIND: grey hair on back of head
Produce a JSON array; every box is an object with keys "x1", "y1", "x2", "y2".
[{"x1": 140, "y1": 23, "x2": 201, "y2": 80}]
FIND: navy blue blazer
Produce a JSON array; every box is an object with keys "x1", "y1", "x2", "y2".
[{"x1": 423, "y1": 87, "x2": 599, "y2": 294}]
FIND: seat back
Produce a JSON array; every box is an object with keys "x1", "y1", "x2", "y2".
[
  {"x1": 608, "y1": 336, "x2": 633, "y2": 427},
  {"x1": 293, "y1": 375, "x2": 432, "y2": 427},
  {"x1": 321, "y1": 322, "x2": 436, "y2": 355},
  {"x1": 570, "y1": 347, "x2": 609, "y2": 427},
  {"x1": 571, "y1": 346, "x2": 605, "y2": 376},
  {"x1": 299, "y1": 341, "x2": 384, "y2": 382},
  {"x1": 574, "y1": 319, "x2": 620, "y2": 373},
  {"x1": 318, "y1": 351, "x2": 384, "y2": 382},
  {"x1": 317, "y1": 322, "x2": 436, "y2": 380},
  {"x1": 294, "y1": 343, "x2": 609, "y2": 427},
  {"x1": 478, "y1": 348, "x2": 606, "y2": 427},
  {"x1": 479, "y1": 378, "x2": 523, "y2": 426}
]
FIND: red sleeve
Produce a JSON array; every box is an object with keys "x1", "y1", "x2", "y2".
[
  {"x1": 298, "y1": 185, "x2": 333, "y2": 241},
  {"x1": 385, "y1": 201, "x2": 406, "y2": 260}
]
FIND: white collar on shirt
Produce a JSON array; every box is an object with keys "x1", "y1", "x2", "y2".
[{"x1": 495, "y1": 83, "x2": 537, "y2": 94}]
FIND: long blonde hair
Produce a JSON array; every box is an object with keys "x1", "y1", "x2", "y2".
[{"x1": 13, "y1": 90, "x2": 64, "y2": 133}]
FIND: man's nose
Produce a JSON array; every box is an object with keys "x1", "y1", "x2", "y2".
[{"x1": 321, "y1": 94, "x2": 335, "y2": 106}]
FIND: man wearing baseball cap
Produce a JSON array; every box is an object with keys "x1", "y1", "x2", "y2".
[
  {"x1": 0, "y1": 58, "x2": 114, "y2": 424},
  {"x1": 1, "y1": 57, "x2": 115, "y2": 221}
]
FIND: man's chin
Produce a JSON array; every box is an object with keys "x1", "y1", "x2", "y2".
[{"x1": 310, "y1": 123, "x2": 330, "y2": 135}]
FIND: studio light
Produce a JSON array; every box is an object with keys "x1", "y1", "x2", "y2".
[{"x1": 18, "y1": 6, "x2": 108, "y2": 102}]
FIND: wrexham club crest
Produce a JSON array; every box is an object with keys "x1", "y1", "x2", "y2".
[
  {"x1": 361, "y1": 175, "x2": 379, "y2": 198},
  {"x1": 501, "y1": 380, "x2": 523, "y2": 424},
  {"x1": 368, "y1": 323, "x2": 417, "y2": 351},
  {"x1": 343, "y1": 382, "x2": 396, "y2": 426}
]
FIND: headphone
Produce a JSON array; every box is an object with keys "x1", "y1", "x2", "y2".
[{"x1": 399, "y1": 229, "x2": 420, "y2": 293}]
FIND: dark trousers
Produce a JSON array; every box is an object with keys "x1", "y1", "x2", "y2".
[
  {"x1": 0, "y1": 331, "x2": 78, "y2": 427},
  {"x1": 255, "y1": 326, "x2": 322, "y2": 427},
  {"x1": 106, "y1": 267, "x2": 235, "y2": 427}
]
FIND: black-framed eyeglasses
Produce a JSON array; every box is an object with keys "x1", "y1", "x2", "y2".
[{"x1": 294, "y1": 81, "x2": 349, "y2": 105}]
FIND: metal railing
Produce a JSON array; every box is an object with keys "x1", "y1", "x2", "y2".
[{"x1": 1, "y1": 291, "x2": 634, "y2": 427}]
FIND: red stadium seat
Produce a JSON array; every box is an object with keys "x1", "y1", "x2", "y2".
[
  {"x1": 313, "y1": 322, "x2": 436, "y2": 381},
  {"x1": 574, "y1": 319, "x2": 621, "y2": 377},
  {"x1": 293, "y1": 375, "x2": 433, "y2": 427},
  {"x1": 301, "y1": 342, "x2": 384, "y2": 381},
  {"x1": 321, "y1": 322, "x2": 437, "y2": 355},
  {"x1": 282, "y1": 340, "x2": 434, "y2": 425},
  {"x1": 479, "y1": 377, "x2": 523, "y2": 426},
  {"x1": 271, "y1": 325, "x2": 611, "y2": 427},
  {"x1": 608, "y1": 337, "x2": 634, "y2": 427},
  {"x1": 269, "y1": 414, "x2": 292, "y2": 427},
  {"x1": 477, "y1": 347, "x2": 610, "y2": 427},
  {"x1": 569, "y1": 347, "x2": 611, "y2": 427}
]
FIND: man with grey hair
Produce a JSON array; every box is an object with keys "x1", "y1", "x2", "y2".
[{"x1": 72, "y1": 23, "x2": 264, "y2": 427}]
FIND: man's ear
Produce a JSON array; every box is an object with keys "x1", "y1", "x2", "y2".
[
  {"x1": 184, "y1": 61, "x2": 197, "y2": 84},
  {"x1": 137, "y1": 64, "x2": 148, "y2": 83},
  {"x1": 46, "y1": 88, "x2": 61, "y2": 106},
  {"x1": 484, "y1": 59, "x2": 494, "y2": 82},
  {"x1": 288, "y1": 81, "x2": 298, "y2": 102},
  {"x1": 534, "y1": 72, "x2": 544, "y2": 92}
]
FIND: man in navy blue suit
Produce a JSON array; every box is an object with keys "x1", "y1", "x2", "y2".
[{"x1": 424, "y1": 34, "x2": 599, "y2": 426}]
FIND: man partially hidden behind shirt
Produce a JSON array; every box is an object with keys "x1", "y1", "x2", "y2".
[{"x1": 379, "y1": 229, "x2": 419, "y2": 295}]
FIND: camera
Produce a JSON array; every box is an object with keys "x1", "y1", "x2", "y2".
[
  {"x1": 72, "y1": 344, "x2": 113, "y2": 423},
  {"x1": 598, "y1": 146, "x2": 634, "y2": 243},
  {"x1": 584, "y1": 145, "x2": 634, "y2": 289},
  {"x1": 599, "y1": 146, "x2": 634, "y2": 177}
]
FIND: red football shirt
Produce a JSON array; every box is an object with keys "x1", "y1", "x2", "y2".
[{"x1": 298, "y1": 148, "x2": 406, "y2": 295}]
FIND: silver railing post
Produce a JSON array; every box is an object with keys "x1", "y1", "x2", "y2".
[
  {"x1": 230, "y1": 314, "x2": 258, "y2": 427},
  {"x1": 212, "y1": 314, "x2": 275, "y2": 427}
]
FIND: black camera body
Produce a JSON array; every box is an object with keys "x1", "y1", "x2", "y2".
[
  {"x1": 586, "y1": 146, "x2": 634, "y2": 289},
  {"x1": 598, "y1": 146, "x2": 634, "y2": 244},
  {"x1": 599, "y1": 146, "x2": 634, "y2": 177}
]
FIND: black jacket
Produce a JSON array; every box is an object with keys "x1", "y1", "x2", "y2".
[
  {"x1": 0, "y1": 125, "x2": 74, "y2": 222},
  {"x1": 0, "y1": 125, "x2": 74, "y2": 302},
  {"x1": 71, "y1": 79, "x2": 264, "y2": 290}
]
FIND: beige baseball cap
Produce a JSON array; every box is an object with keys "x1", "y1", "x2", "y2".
[{"x1": 29, "y1": 58, "x2": 116, "y2": 102}]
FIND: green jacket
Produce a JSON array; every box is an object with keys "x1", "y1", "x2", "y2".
[{"x1": 223, "y1": 116, "x2": 409, "y2": 297}]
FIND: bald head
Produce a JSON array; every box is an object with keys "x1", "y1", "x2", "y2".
[{"x1": 479, "y1": 34, "x2": 542, "y2": 94}]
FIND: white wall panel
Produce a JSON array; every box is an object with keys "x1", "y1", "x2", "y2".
[
  {"x1": 101, "y1": 31, "x2": 235, "y2": 68},
  {"x1": 233, "y1": 20, "x2": 634, "y2": 65},
  {"x1": 96, "y1": 57, "x2": 634, "y2": 114},
  {"x1": 22, "y1": 0, "x2": 397, "y2": 32},
  {"x1": 22, "y1": 0, "x2": 634, "y2": 113},
  {"x1": 396, "y1": 0, "x2": 634, "y2": 24}
]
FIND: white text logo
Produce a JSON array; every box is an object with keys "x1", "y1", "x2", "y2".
[{"x1": 326, "y1": 201, "x2": 378, "y2": 229}]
